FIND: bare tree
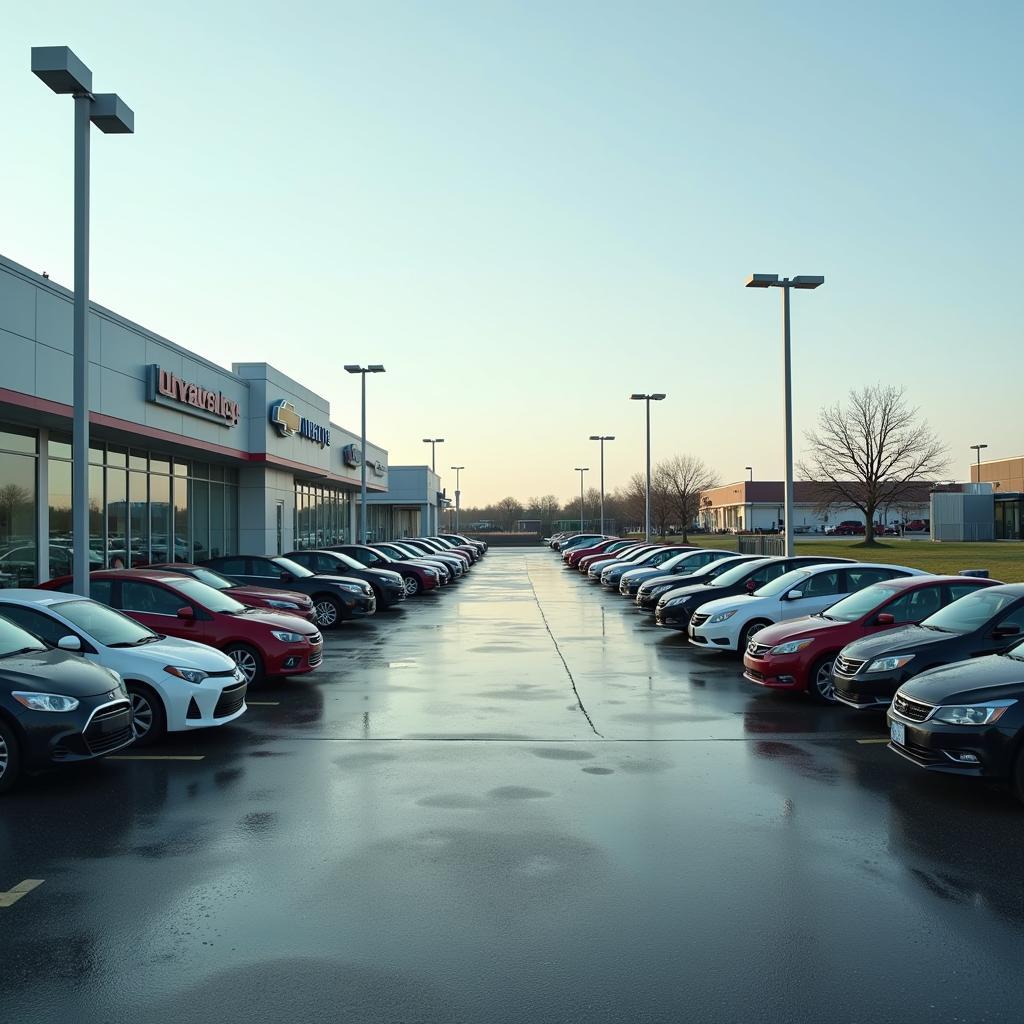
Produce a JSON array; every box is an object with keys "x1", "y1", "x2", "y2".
[
  {"x1": 660, "y1": 455, "x2": 719, "y2": 542},
  {"x1": 799, "y1": 385, "x2": 949, "y2": 544},
  {"x1": 495, "y1": 496, "x2": 524, "y2": 531},
  {"x1": 650, "y1": 464, "x2": 674, "y2": 538},
  {"x1": 0, "y1": 483, "x2": 31, "y2": 541}
]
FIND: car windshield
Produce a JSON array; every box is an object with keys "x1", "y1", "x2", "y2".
[
  {"x1": 323, "y1": 551, "x2": 364, "y2": 571},
  {"x1": 272, "y1": 557, "x2": 314, "y2": 578},
  {"x1": 376, "y1": 545, "x2": 406, "y2": 560},
  {"x1": 710, "y1": 560, "x2": 770, "y2": 588},
  {"x1": 56, "y1": 599, "x2": 160, "y2": 646},
  {"x1": 755, "y1": 568, "x2": 813, "y2": 598},
  {"x1": 184, "y1": 567, "x2": 234, "y2": 590},
  {"x1": 822, "y1": 584, "x2": 899, "y2": 622},
  {"x1": 660, "y1": 552, "x2": 698, "y2": 571},
  {"x1": 171, "y1": 577, "x2": 247, "y2": 614},
  {"x1": 921, "y1": 590, "x2": 1021, "y2": 633},
  {"x1": 0, "y1": 616, "x2": 47, "y2": 657}
]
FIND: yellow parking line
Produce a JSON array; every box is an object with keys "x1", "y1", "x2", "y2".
[
  {"x1": 856, "y1": 738, "x2": 890, "y2": 745},
  {"x1": 108, "y1": 755, "x2": 205, "y2": 761},
  {"x1": 0, "y1": 879, "x2": 44, "y2": 908}
]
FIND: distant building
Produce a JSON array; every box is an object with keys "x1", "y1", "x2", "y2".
[{"x1": 971, "y1": 457, "x2": 1024, "y2": 539}]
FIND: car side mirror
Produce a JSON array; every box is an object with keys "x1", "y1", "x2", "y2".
[
  {"x1": 786, "y1": 590, "x2": 803, "y2": 601},
  {"x1": 176, "y1": 606, "x2": 195, "y2": 620},
  {"x1": 57, "y1": 635, "x2": 82, "y2": 652},
  {"x1": 994, "y1": 624, "x2": 1021, "y2": 638},
  {"x1": 280, "y1": 571, "x2": 294, "y2": 582},
  {"x1": 875, "y1": 613, "x2": 896, "y2": 626},
  {"x1": 745, "y1": 580, "x2": 757, "y2": 593}
]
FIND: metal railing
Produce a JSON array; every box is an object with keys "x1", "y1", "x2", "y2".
[{"x1": 737, "y1": 534, "x2": 785, "y2": 556}]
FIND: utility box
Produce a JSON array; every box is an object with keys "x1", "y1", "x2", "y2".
[{"x1": 931, "y1": 488, "x2": 995, "y2": 542}]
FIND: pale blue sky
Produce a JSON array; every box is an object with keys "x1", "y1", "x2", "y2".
[{"x1": 4, "y1": 2, "x2": 1021, "y2": 504}]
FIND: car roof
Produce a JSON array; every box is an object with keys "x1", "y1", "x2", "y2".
[
  {"x1": 867, "y1": 574, "x2": 1002, "y2": 590},
  {"x1": 0, "y1": 588, "x2": 84, "y2": 607},
  {"x1": 90, "y1": 568, "x2": 190, "y2": 584},
  {"x1": 787, "y1": 561, "x2": 924, "y2": 574}
]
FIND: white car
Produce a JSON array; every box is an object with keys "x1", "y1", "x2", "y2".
[
  {"x1": 0, "y1": 590, "x2": 247, "y2": 745},
  {"x1": 688, "y1": 563, "x2": 927, "y2": 653}
]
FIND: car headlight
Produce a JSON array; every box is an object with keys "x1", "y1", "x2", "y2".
[
  {"x1": 271, "y1": 629, "x2": 304, "y2": 643},
  {"x1": 164, "y1": 665, "x2": 209, "y2": 684},
  {"x1": 708, "y1": 609, "x2": 738, "y2": 624},
  {"x1": 12, "y1": 692, "x2": 80, "y2": 712},
  {"x1": 661, "y1": 596, "x2": 683, "y2": 608},
  {"x1": 652, "y1": 584, "x2": 673, "y2": 595},
  {"x1": 335, "y1": 583, "x2": 365, "y2": 594},
  {"x1": 931, "y1": 702, "x2": 1014, "y2": 726},
  {"x1": 266, "y1": 599, "x2": 303, "y2": 610},
  {"x1": 866, "y1": 654, "x2": 914, "y2": 673},
  {"x1": 768, "y1": 639, "x2": 815, "y2": 655}
]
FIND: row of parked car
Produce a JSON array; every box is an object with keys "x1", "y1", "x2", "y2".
[
  {"x1": 548, "y1": 531, "x2": 1024, "y2": 802},
  {"x1": 0, "y1": 534, "x2": 487, "y2": 793}
]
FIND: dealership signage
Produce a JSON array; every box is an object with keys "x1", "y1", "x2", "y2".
[
  {"x1": 342, "y1": 443, "x2": 385, "y2": 476},
  {"x1": 270, "y1": 400, "x2": 331, "y2": 448},
  {"x1": 147, "y1": 365, "x2": 240, "y2": 427}
]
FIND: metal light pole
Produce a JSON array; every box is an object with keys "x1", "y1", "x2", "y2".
[
  {"x1": 745, "y1": 466, "x2": 753, "y2": 482},
  {"x1": 629, "y1": 394, "x2": 666, "y2": 540},
  {"x1": 574, "y1": 467, "x2": 589, "y2": 533},
  {"x1": 32, "y1": 47, "x2": 133, "y2": 596},
  {"x1": 589, "y1": 435, "x2": 615, "y2": 535},
  {"x1": 745, "y1": 274, "x2": 825, "y2": 557},
  {"x1": 451, "y1": 465, "x2": 464, "y2": 532},
  {"x1": 345, "y1": 364, "x2": 386, "y2": 542},
  {"x1": 422, "y1": 438, "x2": 444, "y2": 534},
  {"x1": 970, "y1": 444, "x2": 988, "y2": 484}
]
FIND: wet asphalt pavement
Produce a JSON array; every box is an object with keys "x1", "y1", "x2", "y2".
[{"x1": 3, "y1": 549, "x2": 1024, "y2": 1023}]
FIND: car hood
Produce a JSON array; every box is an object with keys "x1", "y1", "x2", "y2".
[
  {"x1": 750, "y1": 616, "x2": 847, "y2": 647},
  {"x1": 700, "y1": 594, "x2": 763, "y2": 618},
  {"x1": 622, "y1": 567, "x2": 660, "y2": 582},
  {"x1": 901, "y1": 655, "x2": 1024, "y2": 704},
  {"x1": 109, "y1": 635, "x2": 237, "y2": 671},
  {"x1": 230, "y1": 585, "x2": 312, "y2": 607},
  {"x1": 841, "y1": 625, "x2": 951, "y2": 660},
  {"x1": 230, "y1": 609, "x2": 320, "y2": 635},
  {"x1": 370, "y1": 569, "x2": 405, "y2": 585},
  {"x1": 315, "y1": 574, "x2": 373, "y2": 590},
  {"x1": 0, "y1": 648, "x2": 120, "y2": 698},
  {"x1": 661, "y1": 582, "x2": 718, "y2": 603}
]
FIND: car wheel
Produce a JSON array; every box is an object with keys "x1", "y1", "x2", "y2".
[
  {"x1": 739, "y1": 620, "x2": 770, "y2": 653},
  {"x1": 226, "y1": 644, "x2": 264, "y2": 685},
  {"x1": 312, "y1": 595, "x2": 342, "y2": 629},
  {"x1": 128, "y1": 683, "x2": 167, "y2": 747},
  {"x1": 807, "y1": 655, "x2": 838, "y2": 704},
  {"x1": 403, "y1": 575, "x2": 421, "y2": 597},
  {"x1": 0, "y1": 718, "x2": 22, "y2": 795}
]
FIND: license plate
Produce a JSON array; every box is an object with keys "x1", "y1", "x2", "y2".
[{"x1": 890, "y1": 720, "x2": 906, "y2": 746}]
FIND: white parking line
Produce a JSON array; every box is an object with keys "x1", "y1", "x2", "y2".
[{"x1": 0, "y1": 879, "x2": 44, "y2": 908}]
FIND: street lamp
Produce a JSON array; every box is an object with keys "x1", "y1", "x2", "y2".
[
  {"x1": 745, "y1": 466, "x2": 753, "y2": 482},
  {"x1": 589, "y1": 435, "x2": 615, "y2": 534},
  {"x1": 421, "y1": 438, "x2": 444, "y2": 533},
  {"x1": 574, "y1": 468, "x2": 589, "y2": 533},
  {"x1": 450, "y1": 465, "x2": 465, "y2": 531},
  {"x1": 629, "y1": 393, "x2": 666, "y2": 540},
  {"x1": 344, "y1": 364, "x2": 386, "y2": 542},
  {"x1": 970, "y1": 444, "x2": 988, "y2": 483},
  {"x1": 32, "y1": 46, "x2": 134, "y2": 596},
  {"x1": 745, "y1": 273, "x2": 825, "y2": 557}
]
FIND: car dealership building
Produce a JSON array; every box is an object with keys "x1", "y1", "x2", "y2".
[{"x1": 0, "y1": 253, "x2": 392, "y2": 585}]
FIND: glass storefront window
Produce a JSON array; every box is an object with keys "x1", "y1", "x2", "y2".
[
  {"x1": 0, "y1": 448, "x2": 38, "y2": 586},
  {"x1": 192, "y1": 480, "x2": 210, "y2": 560},
  {"x1": 0, "y1": 428, "x2": 36, "y2": 455},
  {"x1": 48, "y1": 436, "x2": 73, "y2": 459},
  {"x1": 173, "y1": 475, "x2": 189, "y2": 562},
  {"x1": 106, "y1": 468, "x2": 127, "y2": 568},
  {"x1": 209, "y1": 484, "x2": 226, "y2": 559},
  {"x1": 150, "y1": 474, "x2": 171, "y2": 563},
  {"x1": 129, "y1": 472, "x2": 149, "y2": 565}
]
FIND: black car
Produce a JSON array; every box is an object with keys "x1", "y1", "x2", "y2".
[
  {"x1": 654, "y1": 555, "x2": 857, "y2": 631},
  {"x1": 834, "y1": 584, "x2": 1024, "y2": 710},
  {"x1": 635, "y1": 555, "x2": 764, "y2": 610},
  {"x1": 886, "y1": 643, "x2": 1024, "y2": 799},
  {"x1": 620, "y1": 549, "x2": 737, "y2": 598},
  {"x1": 373, "y1": 542, "x2": 453, "y2": 584},
  {"x1": 0, "y1": 615, "x2": 134, "y2": 793},
  {"x1": 439, "y1": 533, "x2": 487, "y2": 555},
  {"x1": 328, "y1": 544, "x2": 441, "y2": 597},
  {"x1": 200, "y1": 555, "x2": 376, "y2": 629},
  {"x1": 284, "y1": 550, "x2": 407, "y2": 609},
  {"x1": 397, "y1": 541, "x2": 467, "y2": 577}
]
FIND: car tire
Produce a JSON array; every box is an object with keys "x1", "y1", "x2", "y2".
[
  {"x1": 312, "y1": 595, "x2": 343, "y2": 630},
  {"x1": 0, "y1": 717, "x2": 22, "y2": 795},
  {"x1": 739, "y1": 620, "x2": 770, "y2": 654},
  {"x1": 128, "y1": 682, "x2": 167, "y2": 747},
  {"x1": 225, "y1": 643, "x2": 264, "y2": 685},
  {"x1": 806, "y1": 655, "x2": 838, "y2": 704},
  {"x1": 403, "y1": 574, "x2": 421, "y2": 597}
]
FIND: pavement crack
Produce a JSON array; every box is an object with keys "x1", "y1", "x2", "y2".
[{"x1": 525, "y1": 563, "x2": 603, "y2": 738}]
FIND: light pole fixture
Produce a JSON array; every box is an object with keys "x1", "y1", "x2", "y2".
[
  {"x1": 451, "y1": 465, "x2": 465, "y2": 532},
  {"x1": 574, "y1": 468, "x2": 589, "y2": 533},
  {"x1": 345, "y1": 364, "x2": 386, "y2": 542},
  {"x1": 589, "y1": 435, "x2": 615, "y2": 535},
  {"x1": 745, "y1": 273, "x2": 825, "y2": 557},
  {"x1": 421, "y1": 438, "x2": 444, "y2": 533},
  {"x1": 629, "y1": 393, "x2": 666, "y2": 540},
  {"x1": 970, "y1": 443, "x2": 988, "y2": 483},
  {"x1": 745, "y1": 466, "x2": 753, "y2": 482},
  {"x1": 32, "y1": 46, "x2": 134, "y2": 596}
]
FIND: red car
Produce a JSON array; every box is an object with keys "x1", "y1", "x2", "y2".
[
  {"x1": 577, "y1": 543, "x2": 648, "y2": 574},
  {"x1": 564, "y1": 538, "x2": 622, "y2": 568},
  {"x1": 146, "y1": 563, "x2": 317, "y2": 621},
  {"x1": 41, "y1": 569, "x2": 323, "y2": 684},
  {"x1": 742, "y1": 575, "x2": 1000, "y2": 703}
]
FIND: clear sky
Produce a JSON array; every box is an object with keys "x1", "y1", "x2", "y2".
[{"x1": 4, "y1": 2, "x2": 1021, "y2": 505}]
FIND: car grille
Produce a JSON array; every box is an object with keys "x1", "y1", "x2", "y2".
[
  {"x1": 892, "y1": 692, "x2": 933, "y2": 722},
  {"x1": 214, "y1": 681, "x2": 247, "y2": 718},
  {"x1": 84, "y1": 702, "x2": 133, "y2": 755},
  {"x1": 691, "y1": 612, "x2": 709, "y2": 629},
  {"x1": 834, "y1": 656, "x2": 865, "y2": 676},
  {"x1": 892, "y1": 738, "x2": 943, "y2": 765},
  {"x1": 747, "y1": 642, "x2": 771, "y2": 658},
  {"x1": 745, "y1": 668, "x2": 766, "y2": 682},
  {"x1": 309, "y1": 649, "x2": 323, "y2": 668},
  {"x1": 834, "y1": 686, "x2": 872, "y2": 707}
]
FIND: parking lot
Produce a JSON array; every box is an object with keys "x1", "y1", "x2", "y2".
[{"x1": 3, "y1": 548, "x2": 1023, "y2": 1023}]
